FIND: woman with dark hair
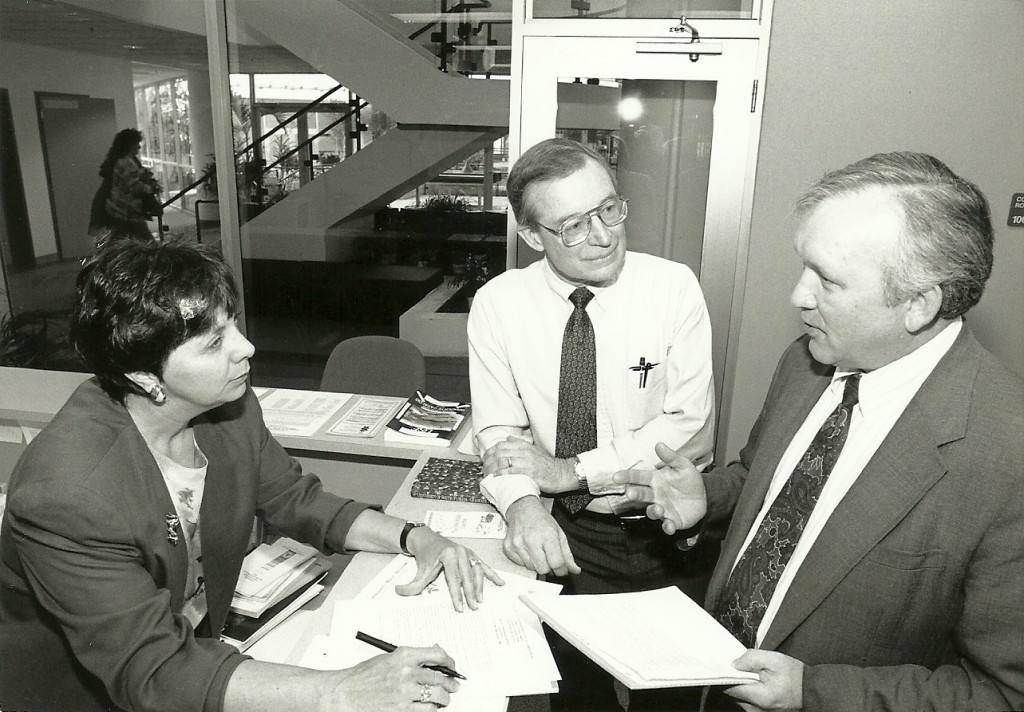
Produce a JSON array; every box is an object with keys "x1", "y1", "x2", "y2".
[
  {"x1": 0, "y1": 238, "x2": 501, "y2": 712},
  {"x1": 91, "y1": 127, "x2": 163, "y2": 242}
]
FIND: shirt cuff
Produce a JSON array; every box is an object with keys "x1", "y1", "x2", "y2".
[
  {"x1": 479, "y1": 473, "x2": 541, "y2": 518},
  {"x1": 576, "y1": 449, "x2": 626, "y2": 496}
]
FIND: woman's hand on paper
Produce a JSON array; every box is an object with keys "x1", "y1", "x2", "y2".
[
  {"x1": 724, "y1": 649, "x2": 804, "y2": 712},
  {"x1": 502, "y1": 495, "x2": 581, "y2": 577},
  {"x1": 395, "y1": 527, "x2": 504, "y2": 612},
  {"x1": 613, "y1": 442, "x2": 708, "y2": 535},
  {"x1": 329, "y1": 645, "x2": 460, "y2": 711}
]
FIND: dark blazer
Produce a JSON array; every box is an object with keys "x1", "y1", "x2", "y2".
[
  {"x1": 0, "y1": 381, "x2": 374, "y2": 712},
  {"x1": 702, "y1": 326, "x2": 1024, "y2": 711}
]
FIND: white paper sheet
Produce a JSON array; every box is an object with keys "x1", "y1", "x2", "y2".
[
  {"x1": 298, "y1": 633, "x2": 512, "y2": 712},
  {"x1": 334, "y1": 596, "x2": 559, "y2": 697},
  {"x1": 354, "y1": 554, "x2": 562, "y2": 603},
  {"x1": 327, "y1": 395, "x2": 403, "y2": 437},
  {"x1": 257, "y1": 388, "x2": 351, "y2": 438},
  {"x1": 424, "y1": 510, "x2": 507, "y2": 539}
]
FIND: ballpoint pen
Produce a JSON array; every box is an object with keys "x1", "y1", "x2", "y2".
[{"x1": 355, "y1": 630, "x2": 468, "y2": 680}]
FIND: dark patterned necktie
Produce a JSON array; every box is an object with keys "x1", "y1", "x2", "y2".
[
  {"x1": 555, "y1": 287, "x2": 597, "y2": 515},
  {"x1": 716, "y1": 374, "x2": 861, "y2": 647}
]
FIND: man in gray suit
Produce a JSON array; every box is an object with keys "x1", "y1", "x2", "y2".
[{"x1": 617, "y1": 152, "x2": 1024, "y2": 711}]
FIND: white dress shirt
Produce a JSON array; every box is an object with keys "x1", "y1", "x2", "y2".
[
  {"x1": 732, "y1": 319, "x2": 962, "y2": 647},
  {"x1": 469, "y1": 252, "x2": 716, "y2": 516}
]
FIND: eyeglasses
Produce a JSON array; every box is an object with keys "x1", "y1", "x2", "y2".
[{"x1": 534, "y1": 195, "x2": 629, "y2": 247}]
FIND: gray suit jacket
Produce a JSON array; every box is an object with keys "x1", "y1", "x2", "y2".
[{"x1": 702, "y1": 326, "x2": 1024, "y2": 711}]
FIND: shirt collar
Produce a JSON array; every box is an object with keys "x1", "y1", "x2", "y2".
[
  {"x1": 830, "y1": 318, "x2": 962, "y2": 415},
  {"x1": 540, "y1": 252, "x2": 630, "y2": 309}
]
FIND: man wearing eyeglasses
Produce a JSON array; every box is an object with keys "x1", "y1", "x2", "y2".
[{"x1": 468, "y1": 137, "x2": 717, "y2": 711}]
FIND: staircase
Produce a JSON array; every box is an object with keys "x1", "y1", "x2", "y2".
[
  {"x1": 233, "y1": 0, "x2": 511, "y2": 260},
  {"x1": 241, "y1": 124, "x2": 506, "y2": 261}
]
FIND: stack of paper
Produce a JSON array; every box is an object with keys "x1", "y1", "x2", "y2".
[
  {"x1": 222, "y1": 538, "x2": 331, "y2": 651},
  {"x1": 519, "y1": 586, "x2": 760, "y2": 689},
  {"x1": 230, "y1": 538, "x2": 325, "y2": 617}
]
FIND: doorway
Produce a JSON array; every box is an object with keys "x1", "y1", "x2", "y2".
[{"x1": 35, "y1": 92, "x2": 117, "y2": 261}]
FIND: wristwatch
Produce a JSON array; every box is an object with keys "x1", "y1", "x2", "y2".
[
  {"x1": 399, "y1": 521, "x2": 426, "y2": 556},
  {"x1": 572, "y1": 456, "x2": 589, "y2": 493}
]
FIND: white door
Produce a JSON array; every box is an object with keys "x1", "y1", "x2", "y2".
[{"x1": 515, "y1": 32, "x2": 763, "y2": 422}]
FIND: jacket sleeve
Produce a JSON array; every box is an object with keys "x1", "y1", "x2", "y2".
[
  {"x1": 246, "y1": 392, "x2": 378, "y2": 553},
  {"x1": 8, "y1": 483, "x2": 246, "y2": 712}
]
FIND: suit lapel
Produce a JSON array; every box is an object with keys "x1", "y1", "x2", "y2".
[
  {"x1": 194, "y1": 412, "x2": 252, "y2": 636},
  {"x1": 760, "y1": 327, "x2": 978, "y2": 649}
]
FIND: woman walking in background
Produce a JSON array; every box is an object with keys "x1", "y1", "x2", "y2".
[{"x1": 90, "y1": 127, "x2": 162, "y2": 243}]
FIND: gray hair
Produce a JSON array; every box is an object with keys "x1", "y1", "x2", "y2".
[
  {"x1": 506, "y1": 137, "x2": 616, "y2": 228},
  {"x1": 796, "y1": 152, "x2": 993, "y2": 319}
]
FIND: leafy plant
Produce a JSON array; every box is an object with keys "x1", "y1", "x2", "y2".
[
  {"x1": 423, "y1": 194, "x2": 469, "y2": 213},
  {"x1": 450, "y1": 253, "x2": 495, "y2": 295}
]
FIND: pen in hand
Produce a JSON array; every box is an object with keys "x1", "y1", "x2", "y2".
[{"x1": 355, "y1": 630, "x2": 467, "y2": 681}]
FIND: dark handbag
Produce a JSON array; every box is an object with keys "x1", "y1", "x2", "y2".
[{"x1": 142, "y1": 191, "x2": 163, "y2": 219}]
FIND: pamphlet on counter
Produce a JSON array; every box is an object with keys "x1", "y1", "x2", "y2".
[{"x1": 384, "y1": 391, "x2": 469, "y2": 446}]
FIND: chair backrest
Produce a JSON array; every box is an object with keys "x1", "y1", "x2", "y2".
[{"x1": 319, "y1": 335, "x2": 426, "y2": 397}]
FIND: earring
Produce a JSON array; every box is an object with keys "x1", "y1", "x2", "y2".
[{"x1": 150, "y1": 385, "x2": 166, "y2": 404}]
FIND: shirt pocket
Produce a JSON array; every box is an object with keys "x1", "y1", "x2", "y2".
[{"x1": 622, "y1": 353, "x2": 668, "y2": 429}]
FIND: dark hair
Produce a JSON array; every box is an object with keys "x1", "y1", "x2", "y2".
[
  {"x1": 506, "y1": 138, "x2": 615, "y2": 228},
  {"x1": 796, "y1": 152, "x2": 994, "y2": 319},
  {"x1": 99, "y1": 128, "x2": 144, "y2": 180},
  {"x1": 70, "y1": 238, "x2": 239, "y2": 402}
]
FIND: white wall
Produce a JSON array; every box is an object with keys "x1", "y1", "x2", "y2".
[
  {"x1": 0, "y1": 41, "x2": 135, "y2": 259},
  {"x1": 718, "y1": 0, "x2": 1024, "y2": 460}
]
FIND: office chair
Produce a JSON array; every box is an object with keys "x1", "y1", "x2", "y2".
[{"x1": 319, "y1": 335, "x2": 426, "y2": 397}]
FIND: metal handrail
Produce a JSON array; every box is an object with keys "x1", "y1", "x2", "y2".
[
  {"x1": 156, "y1": 83, "x2": 351, "y2": 236},
  {"x1": 264, "y1": 99, "x2": 368, "y2": 174}
]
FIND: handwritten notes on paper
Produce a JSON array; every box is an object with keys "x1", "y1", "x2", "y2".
[{"x1": 296, "y1": 554, "x2": 561, "y2": 707}]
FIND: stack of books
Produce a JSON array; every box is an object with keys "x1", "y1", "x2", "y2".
[
  {"x1": 221, "y1": 537, "x2": 330, "y2": 651},
  {"x1": 383, "y1": 391, "x2": 470, "y2": 447}
]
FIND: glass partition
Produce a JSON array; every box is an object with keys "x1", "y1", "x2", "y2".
[
  {"x1": 0, "y1": 0, "x2": 212, "y2": 371},
  {"x1": 531, "y1": 0, "x2": 757, "y2": 21},
  {"x1": 556, "y1": 77, "x2": 714, "y2": 275}
]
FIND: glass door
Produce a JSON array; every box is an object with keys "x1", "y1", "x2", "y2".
[{"x1": 515, "y1": 33, "x2": 761, "y2": 417}]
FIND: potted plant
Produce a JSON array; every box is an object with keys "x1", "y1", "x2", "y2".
[{"x1": 450, "y1": 253, "x2": 496, "y2": 309}]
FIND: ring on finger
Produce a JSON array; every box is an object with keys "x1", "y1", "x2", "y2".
[
  {"x1": 419, "y1": 684, "x2": 432, "y2": 704},
  {"x1": 469, "y1": 559, "x2": 480, "y2": 568}
]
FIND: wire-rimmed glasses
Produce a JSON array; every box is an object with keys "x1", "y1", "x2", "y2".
[{"x1": 534, "y1": 195, "x2": 629, "y2": 247}]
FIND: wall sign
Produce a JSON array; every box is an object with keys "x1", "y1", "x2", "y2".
[{"x1": 1009, "y1": 193, "x2": 1024, "y2": 228}]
